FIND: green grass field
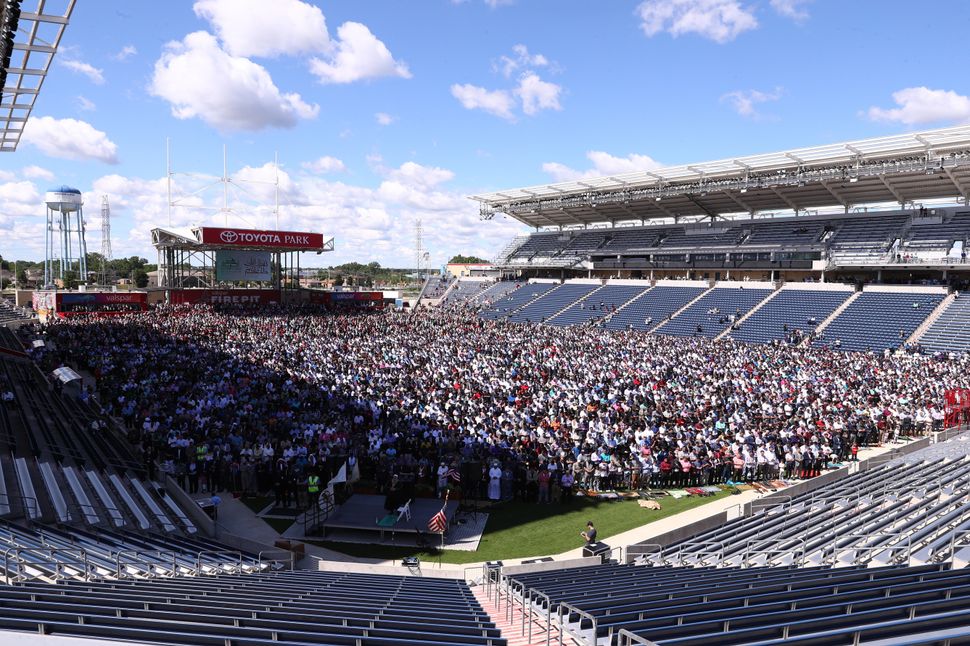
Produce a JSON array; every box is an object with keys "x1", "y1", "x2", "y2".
[{"x1": 311, "y1": 491, "x2": 731, "y2": 564}]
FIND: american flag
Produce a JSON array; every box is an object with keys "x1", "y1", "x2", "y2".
[{"x1": 428, "y1": 507, "x2": 447, "y2": 533}]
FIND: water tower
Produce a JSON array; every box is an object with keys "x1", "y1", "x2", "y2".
[{"x1": 44, "y1": 186, "x2": 88, "y2": 288}]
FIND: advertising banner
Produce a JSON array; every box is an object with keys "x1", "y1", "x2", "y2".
[
  {"x1": 215, "y1": 250, "x2": 272, "y2": 282},
  {"x1": 168, "y1": 289, "x2": 280, "y2": 306},
  {"x1": 197, "y1": 227, "x2": 327, "y2": 251}
]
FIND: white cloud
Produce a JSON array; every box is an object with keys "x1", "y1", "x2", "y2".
[
  {"x1": 61, "y1": 59, "x2": 105, "y2": 84},
  {"x1": 375, "y1": 112, "x2": 395, "y2": 126},
  {"x1": 497, "y1": 43, "x2": 549, "y2": 78},
  {"x1": 302, "y1": 156, "x2": 347, "y2": 174},
  {"x1": 150, "y1": 31, "x2": 319, "y2": 131},
  {"x1": 193, "y1": 0, "x2": 329, "y2": 58},
  {"x1": 21, "y1": 116, "x2": 119, "y2": 164},
  {"x1": 451, "y1": 83, "x2": 516, "y2": 120},
  {"x1": 76, "y1": 95, "x2": 96, "y2": 111},
  {"x1": 22, "y1": 165, "x2": 54, "y2": 182},
  {"x1": 867, "y1": 87, "x2": 970, "y2": 126},
  {"x1": 721, "y1": 86, "x2": 783, "y2": 118},
  {"x1": 67, "y1": 160, "x2": 526, "y2": 268},
  {"x1": 309, "y1": 22, "x2": 410, "y2": 84},
  {"x1": 542, "y1": 151, "x2": 663, "y2": 182},
  {"x1": 113, "y1": 44, "x2": 138, "y2": 61},
  {"x1": 516, "y1": 73, "x2": 562, "y2": 115},
  {"x1": 0, "y1": 170, "x2": 14, "y2": 182},
  {"x1": 637, "y1": 0, "x2": 758, "y2": 43},
  {"x1": 770, "y1": 0, "x2": 810, "y2": 21}
]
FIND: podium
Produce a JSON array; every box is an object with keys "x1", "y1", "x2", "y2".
[{"x1": 583, "y1": 541, "x2": 611, "y2": 563}]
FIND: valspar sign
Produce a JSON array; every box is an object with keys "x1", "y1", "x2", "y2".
[{"x1": 197, "y1": 227, "x2": 327, "y2": 250}]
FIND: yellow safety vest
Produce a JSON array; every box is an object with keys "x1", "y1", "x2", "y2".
[{"x1": 308, "y1": 476, "x2": 320, "y2": 493}]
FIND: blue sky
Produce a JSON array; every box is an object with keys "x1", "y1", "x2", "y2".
[{"x1": 2, "y1": 0, "x2": 969, "y2": 267}]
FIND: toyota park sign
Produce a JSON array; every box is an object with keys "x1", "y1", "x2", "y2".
[{"x1": 197, "y1": 227, "x2": 327, "y2": 250}]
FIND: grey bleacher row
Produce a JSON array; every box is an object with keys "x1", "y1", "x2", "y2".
[
  {"x1": 0, "y1": 519, "x2": 260, "y2": 583},
  {"x1": 658, "y1": 433, "x2": 970, "y2": 570},
  {"x1": 502, "y1": 435, "x2": 970, "y2": 645},
  {"x1": 0, "y1": 570, "x2": 503, "y2": 646},
  {"x1": 0, "y1": 351, "x2": 194, "y2": 536},
  {"x1": 459, "y1": 279, "x2": 961, "y2": 353},
  {"x1": 0, "y1": 299, "x2": 32, "y2": 324},
  {"x1": 510, "y1": 562, "x2": 970, "y2": 646},
  {"x1": 500, "y1": 208, "x2": 970, "y2": 266}
]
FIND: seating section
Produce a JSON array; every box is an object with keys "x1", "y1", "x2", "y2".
[
  {"x1": 507, "y1": 284, "x2": 598, "y2": 324},
  {"x1": 657, "y1": 225, "x2": 747, "y2": 249},
  {"x1": 658, "y1": 287, "x2": 772, "y2": 338},
  {"x1": 0, "y1": 327, "x2": 24, "y2": 354},
  {"x1": 744, "y1": 220, "x2": 827, "y2": 248},
  {"x1": 547, "y1": 285, "x2": 647, "y2": 327},
  {"x1": 904, "y1": 211, "x2": 970, "y2": 254},
  {"x1": 816, "y1": 291, "x2": 944, "y2": 352},
  {"x1": 469, "y1": 281, "x2": 520, "y2": 305},
  {"x1": 919, "y1": 294, "x2": 970, "y2": 354},
  {"x1": 0, "y1": 520, "x2": 253, "y2": 583},
  {"x1": 443, "y1": 280, "x2": 490, "y2": 304},
  {"x1": 479, "y1": 283, "x2": 557, "y2": 320},
  {"x1": 0, "y1": 570, "x2": 502, "y2": 646},
  {"x1": 513, "y1": 562, "x2": 970, "y2": 646},
  {"x1": 664, "y1": 433, "x2": 970, "y2": 570},
  {"x1": 729, "y1": 287, "x2": 853, "y2": 344},
  {"x1": 0, "y1": 299, "x2": 32, "y2": 324},
  {"x1": 603, "y1": 286, "x2": 707, "y2": 331},
  {"x1": 420, "y1": 275, "x2": 453, "y2": 301},
  {"x1": 826, "y1": 213, "x2": 909, "y2": 263},
  {"x1": 494, "y1": 210, "x2": 970, "y2": 266},
  {"x1": 505, "y1": 434, "x2": 970, "y2": 645}
]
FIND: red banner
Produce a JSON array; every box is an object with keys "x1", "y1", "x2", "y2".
[
  {"x1": 168, "y1": 289, "x2": 280, "y2": 305},
  {"x1": 196, "y1": 227, "x2": 327, "y2": 251}
]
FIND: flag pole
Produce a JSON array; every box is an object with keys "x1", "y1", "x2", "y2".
[{"x1": 439, "y1": 490, "x2": 449, "y2": 569}]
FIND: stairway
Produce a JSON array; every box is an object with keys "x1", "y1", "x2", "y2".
[
  {"x1": 715, "y1": 286, "x2": 782, "y2": 340},
  {"x1": 806, "y1": 290, "x2": 861, "y2": 344},
  {"x1": 544, "y1": 284, "x2": 604, "y2": 325},
  {"x1": 650, "y1": 285, "x2": 715, "y2": 334},
  {"x1": 907, "y1": 292, "x2": 956, "y2": 345},
  {"x1": 470, "y1": 584, "x2": 575, "y2": 646}
]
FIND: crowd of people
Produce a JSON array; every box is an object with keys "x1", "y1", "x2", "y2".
[{"x1": 34, "y1": 303, "x2": 966, "y2": 508}]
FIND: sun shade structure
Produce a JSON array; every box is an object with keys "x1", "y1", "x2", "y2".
[
  {"x1": 469, "y1": 126, "x2": 970, "y2": 228},
  {"x1": 0, "y1": 0, "x2": 75, "y2": 152}
]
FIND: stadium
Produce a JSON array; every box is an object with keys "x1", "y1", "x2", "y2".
[{"x1": 4, "y1": 1, "x2": 970, "y2": 646}]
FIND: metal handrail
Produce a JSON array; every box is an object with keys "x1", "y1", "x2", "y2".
[
  {"x1": 195, "y1": 549, "x2": 242, "y2": 575},
  {"x1": 3, "y1": 547, "x2": 89, "y2": 584},
  {"x1": 558, "y1": 601, "x2": 597, "y2": 646},
  {"x1": 831, "y1": 534, "x2": 913, "y2": 566},
  {"x1": 115, "y1": 550, "x2": 180, "y2": 579},
  {"x1": 751, "y1": 495, "x2": 792, "y2": 513},
  {"x1": 258, "y1": 549, "x2": 295, "y2": 572},
  {"x1": 742, "y1": 538, "x2": 806, "y2": 568},
  {"x1": 626, "y1": 542, "x2": 663, "y2": 566},
  {"x1": 947, "y1": 529, "x2": 970, "y2": 567},
  {"x1": 526, "y1": 588, "x2": 555, "y2": 646},
  {"x1": 616, "y1": 628, "x2": 660, "y2": 646}
]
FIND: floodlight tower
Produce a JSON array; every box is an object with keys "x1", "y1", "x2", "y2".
[
  {"x1": 414, "y1": 218, "x2": 425, "y2": 281},
  {"x1": 44, "y1": 186, "x2": 88, "y2": 287},
  {"x1": 100, "y1": 195, "x2": 112, "y2": 284}
]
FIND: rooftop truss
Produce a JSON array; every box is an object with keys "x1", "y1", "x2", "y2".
[
  {"x1": 1, "y1": 0, "x2": 75, "y2": 152},
  {"x1": 469, "y1": 126, "x2": 970, "y2": 229}
]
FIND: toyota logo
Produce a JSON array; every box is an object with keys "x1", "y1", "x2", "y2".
[{"x1": 219, "y1": 230, "x2": 238, "y2": 243}]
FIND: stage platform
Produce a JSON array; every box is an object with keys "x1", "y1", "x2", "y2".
[{"x1": 296, "y1": 494, "x2": 487, "y2": 551}]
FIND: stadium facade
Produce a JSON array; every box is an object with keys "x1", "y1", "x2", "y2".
[{"x1": 472, "y1": 126, "x2": 970, "y2": 285}]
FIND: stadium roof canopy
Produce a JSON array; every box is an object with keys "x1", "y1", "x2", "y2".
[
  {"x1": 469, "y1": 126, "x2": 970, "y2": 229},
  {"x1": 1, "y1": 0, "x2": 75, "y2": 152}
]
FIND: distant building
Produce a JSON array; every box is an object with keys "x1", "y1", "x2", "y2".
[{"x1": 445, "y1": 262, "x2": 495, "y2": 278}]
